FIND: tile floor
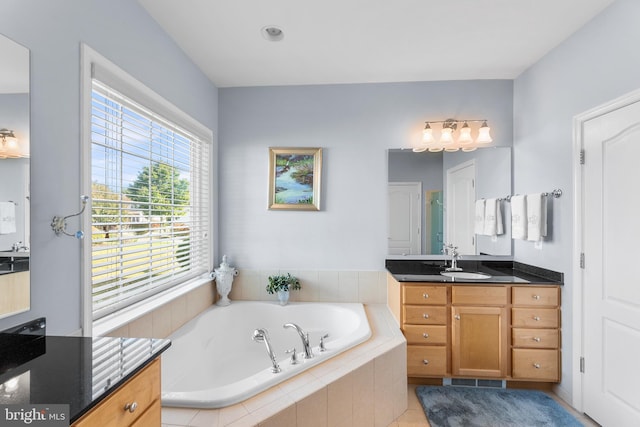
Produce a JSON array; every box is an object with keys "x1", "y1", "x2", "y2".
[{"x1": 388, "y1": 384, "x2": 601, "y2": 427}]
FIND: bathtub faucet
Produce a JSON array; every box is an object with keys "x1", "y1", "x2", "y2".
[
  {"x1": 252, "y1": 328, "x2": 281, "y2": 373},
  {"x1": 283, "y1": 323, "x2": 314, "y2": 359}
]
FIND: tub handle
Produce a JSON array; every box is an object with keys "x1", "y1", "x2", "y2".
[
  {"x1": 319, "y1": 334, "x2": 329, "y2": 352},
  {"x1": 285, "y1": 348, "x2": 299, "y2": 365}
]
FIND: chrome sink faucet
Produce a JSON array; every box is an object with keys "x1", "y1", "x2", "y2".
[
  {"x1": 252, "y1": 328, "x2": 281, "y2": 373},
  {"x1": 283, "y1": 323, "x2": 314, "y2": 359},
  {"x1": 443, "y1": 243, "x2": 463, "y2": 272}
]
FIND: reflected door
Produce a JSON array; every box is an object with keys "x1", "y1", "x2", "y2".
[
  {"x1": 388, "y1": 182, "x2": 421, "y2": 255},
  {"x1": 446, "y1": 160, "x2": 475, "y2": 254},
  {"x1": 582, "y1": 97, "x2": 640, "y2": 426}
]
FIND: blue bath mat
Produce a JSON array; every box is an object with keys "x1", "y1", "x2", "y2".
[{"x1": 415, "y1": 386, "x2": 583, "y2": 427}]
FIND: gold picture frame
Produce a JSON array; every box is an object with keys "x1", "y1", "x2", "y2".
[{"x1": 268, "y1": 147, "x2": 322, "y2": 210}]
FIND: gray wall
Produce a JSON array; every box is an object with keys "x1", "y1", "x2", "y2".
[
  {"x1": 0, "y1": 0, "x2": 218, "y2": 334},
  {"x1": 513, "y1": 0, "x2": 640, "y2": 403},
  {"x1": 219, "y1": 80, "x2": 513, "y2": 270}
]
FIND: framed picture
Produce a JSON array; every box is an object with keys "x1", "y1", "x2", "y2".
[{"x1": 268, "y1": 147, "x2": 322, "y2": 210}]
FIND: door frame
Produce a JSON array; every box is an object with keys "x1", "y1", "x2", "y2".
[
  {"x1": 572, "y1": 87, "x2": 640, "y2": 411},
  {"x1": 445, "y1": 159, "x2": 476, "y2": 254}
]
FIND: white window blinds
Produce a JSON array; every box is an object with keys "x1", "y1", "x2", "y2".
[{"x1": 90, "y1": 79, "x2": 210, "y2": 320}]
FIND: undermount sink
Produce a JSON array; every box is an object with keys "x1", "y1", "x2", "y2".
[{"x1": 440, "y1": 271, "x2": 491, "y2": 280}]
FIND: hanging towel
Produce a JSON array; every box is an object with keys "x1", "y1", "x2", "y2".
[
  {"x1": 511, "y1": 195, "x2": 527, "y2": 240},
  {"x1": 0, "y1": 202, "x2": 16, "y2": 234},
  {"x1": 483, "y1": 198, "x2": 504, "y2": 236},
  {"x1": 526, "y1": 193, "x2": 547, "y2": 241},
  {"x1": 474, "y1": 199, "x2": 485, "y2": 235}
]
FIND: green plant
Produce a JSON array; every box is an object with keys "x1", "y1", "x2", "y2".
[{"x1": 266, "y1": 273, "x2": 301, "y2": 294}]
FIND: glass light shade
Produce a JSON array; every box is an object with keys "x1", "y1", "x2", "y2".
[
  {"x1": 428, "y1": 146, "x2": 444, "y2": 152},
  {"x1": 422, "y1": 125, "x2": 435, "y2": 144},
  {"x1": 412, "y1": 146, "x2": 427, "y2": 153},
  {"x1": 4, "y1": 136, "x2": 21, "y2": 158},
  {"x1": 444, "y1": 146, "x2": 460, "y2": 152},
  {"x1": 477, "y1": 121, "x2": 492, "y2": 143},
  {"x1": 458, "y1": 123, "x2": 473, "y2": 144},
  {"x1": 440, "y1": 126, "x2": 454, "y2": 144},
  {"x1": 462, "y1": 146, "x2": 477, "y2": 152}
]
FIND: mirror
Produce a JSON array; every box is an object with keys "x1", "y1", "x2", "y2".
[
  {"x1": 388, "y1": 147, "x2": 511, "y2": 256},
  {"x1": 0, "y1": 33, "x2": 30, "y2": 319}
]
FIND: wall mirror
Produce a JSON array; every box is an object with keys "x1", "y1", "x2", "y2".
[
  {"x1": 0, "y1": 32, "x2": 30, "y2": 320},
  {"x1": 388, "y1": 147, "x2": 511, "y2": 256}
]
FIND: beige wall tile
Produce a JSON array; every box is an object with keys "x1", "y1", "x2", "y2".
[
  {"x1": 161, "y1": 408, "x2": 198, "y2": 426},
  {"x1": 128, "y1": 313, "x2": 153, "y2": 338},
  {"x1": 327, "y1": 372, "x2": 353, "y2": 426},
  {"x1": 105, "y1": 324, "x2": 129, "y2": 338},
  {"x1": 338, "y1": 271, "x2": 359, "y2": 302},
  {"x1": 358, "y1": 271, "x2": 382, "y2": 303},
  {"x1": 352, "y1": 360, "x2": 374, "y2": 426},
  {"x1": 171, "y1": 294, "x2": 189, "y2": 332},
  {"x1": 296, "y1": 387, "x2": 328, "y2": 427},
  {"x1": 187, "y1": 282, "x2": 215, "y2": 316},
  {"x1": 258, "y1": 404, "x2": 297, "y2": 427},
  {"x1": 152, "y1": 303, "x2": 173, "y2": 338},
  {"x1": 318, "y1": 271, "x2": 340, "y2": 301},
  {"x1": 187, "y1": 409, "x2": 220, "y2": 427}
]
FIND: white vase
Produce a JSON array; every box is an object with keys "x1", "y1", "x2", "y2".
[
  {"x1": 212, "y1": 255, "x2": 238, "y2": 306},
  {"x1": 277, "y1": 290, "x2": 290, "y2": 306}
]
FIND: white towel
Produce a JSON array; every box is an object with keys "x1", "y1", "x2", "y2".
[
  {"x1": 483, "y1": 198, "x2": 504, "y2": 236},
  {"x1": 474, "y1": 199, "x2": 485, "y2": 235},
  {"x1": 511, "y1": 195, "x2": 527, "y2": 240},
  {"x1": 526, "y1": 193, "x2": 547, "y2": 241},
  {"x1": 0, "y1": 202, "x2": 16, "y2": 234}
]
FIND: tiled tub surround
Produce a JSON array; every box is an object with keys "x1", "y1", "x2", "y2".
[{"x1": 161, "y1": 304, "x2": 407, "y2": 427}]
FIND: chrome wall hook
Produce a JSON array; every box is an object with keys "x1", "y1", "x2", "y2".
[{"x1": 51, "y1": 195, "x2": 89, "y2": 239}]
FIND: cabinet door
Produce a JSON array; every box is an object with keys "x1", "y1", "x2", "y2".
[{"x1": 452, "y1": 306, "x2": 507, "y2": 377}]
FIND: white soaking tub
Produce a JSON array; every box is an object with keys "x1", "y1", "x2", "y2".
[{"x1": 161, "y1": 301, "x2": 372, "y2": 408}]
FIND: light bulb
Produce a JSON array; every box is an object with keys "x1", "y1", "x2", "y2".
[{"x1": 477, "y1": 121, "x2": 492, "y2": 143}]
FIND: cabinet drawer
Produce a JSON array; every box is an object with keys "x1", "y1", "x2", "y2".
[
  {"x1": 407, "y1": 346, "x2": 447, "y2": 376},
  {"x1": 73, "y1": 359, "x2": 160, "y2": 427},
  {"x1": 403, "y1": 285, "x2": 447, "y2": 305},
  {"x1": 512, "y1": 308, "x2": 559, "y2": 328},
  {"x1": 512, "y1": 328, "x2": 559, "y2": 349},
  {"x1": 403, "y1": 325, "x2": 447, "y2": 345},
  {"x1": 404, "y1": 306, "x2": 448, "y2": 325},
  {"x1": 512, "y1": 287, "x2": 559, "y2": 307},
  {"x1": 452, "y1": 286, "x2": 507, "y2": 305},
  {"x1": 512, "y1": 349, "x2": 559, "y2": 381},
  {"x1": 130, "y1": 399, "x2": 161, "y2": 427}
]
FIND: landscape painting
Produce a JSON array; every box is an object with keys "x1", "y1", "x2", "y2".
[{"x1": 268, "y1": 147, "x2": 322, "y2": 210}]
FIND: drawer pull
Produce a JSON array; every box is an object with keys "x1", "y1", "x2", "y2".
[
  {"x1": 423, "y1": 333, "x2": 429, "y2": 338},
  {"x1": 533, "y1": 337, "x2": 541, "y2": 342},
  {"x1": 454, "y1": 315, "x2": 460, "y2": 320},
  {"x1": 532, "y1": 316, "x2": 541, "y2": 321},
  {"x1": 423, "y1": 313, "x2": 429, "y2": 319},
  {"x1": 533, "y1": 363, "x2": 541, "y2": 369},
  {"x1": 124, "y1": 402, "x2": 138, "y2": 413},
  {"x1": 532, "y1": 295, "x2": 540, "y2": 300},
  {"x1": 423, "y1": 359, "x2": 429, "y2": 365},
  {"x1": 423, "y1": 293, "x2": 429, "y2": 299}
]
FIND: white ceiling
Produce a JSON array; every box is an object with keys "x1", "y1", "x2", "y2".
[{"x1": 138, "y1": 0, "x2": 614, "y2": 88}]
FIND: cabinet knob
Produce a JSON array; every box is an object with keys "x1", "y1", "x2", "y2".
[
  {"x1": 423, "y1": 293, "x2": 429, "y2": 299},
  {"x1": 454, "y1": 315, "x2": 460, "y2": 320},
  {"x1": 423, "y1": 333, "x2": 429, "y2": 338},
  {"x1": 533, "y1": 363, "x2": 541, "y2": 369},
  {"x1": 532, "y1": 316, "x2": 541, "y2": 321},
  {"x1": 532, "y1": 295, "x2": 541, "y2": 300},
  {"x1": 533, "y1": 337, "x2": 541, "y2": 342},
  {"x1": 422, "y1": 359, "x2": 429, "y2": 365},
  {"x1": 124, "y1": 402, "x2": 138, "y2": 413},
  {"x1": 423, "y1": 313, "x2": 429, "y2": 319}
]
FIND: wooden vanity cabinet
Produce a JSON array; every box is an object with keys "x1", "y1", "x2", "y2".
[
  {"x1": 73, "y1": 358, "x2": 161, "y2": 427},
  {"x1": 451, "y1": 286, "x2": 508, "y2": 378}
]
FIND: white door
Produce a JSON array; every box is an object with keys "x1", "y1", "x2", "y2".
[
  {"x1": 446, "y1": 160, "x2": 475, "y2": 254},
  {"x1": 388, "y1": 182, "x2": 421, "y2": 255},
  {"x1": 582, "y1": 99, "x2": 640, "y2": 426}
]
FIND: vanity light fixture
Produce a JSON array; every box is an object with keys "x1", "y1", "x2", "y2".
[
  {"x1": 0, "y1": 128, "x2": 25, "y2": 159},
  {"x1": 414, "y1": 119, "x2": 492, "y2": 153}
]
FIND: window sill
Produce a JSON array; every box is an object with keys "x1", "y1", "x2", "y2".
[{"x1": 92, "y1": 275, "x2": 213, "y2": 337}]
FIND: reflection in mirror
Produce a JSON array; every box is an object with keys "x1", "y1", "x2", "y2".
[
  {"x1": 0, "y1": 33, "x2": 30, "y2": 320},
  {"x1": 388, "y1": 147, "x2": 511, "y2": 256}
]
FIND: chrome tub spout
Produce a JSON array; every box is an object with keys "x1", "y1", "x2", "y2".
[
  {"x1": 283, "y1": 323, "x2": 313, "y2": 359},
  {"x1": 252, "y1": 328, "x2": 281, "y2": 373}
]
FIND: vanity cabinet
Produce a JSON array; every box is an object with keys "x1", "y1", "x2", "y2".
[
  {"x1": 392, "y1": 277, "x2": 561, "y2": 383},
  {"x1": 72, "y1": 359, "x2": 161, "y2": 427},
  {"x1": 451, "y1": 286, "x2": 508, "y2": 378},
  {"x1": 0, "y1": 271, "x2": 30, "y2": 317},
  {"x1": 511, "y1": 286, "x2": 560, "y2": 381}
]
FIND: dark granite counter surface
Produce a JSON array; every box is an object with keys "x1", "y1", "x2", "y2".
[
  {"x1": 385, "y1": 259, "x2": 563, "y2": 285},
  {"x1": 0, "y1": 319, "x2": 170, "y2": 423}
]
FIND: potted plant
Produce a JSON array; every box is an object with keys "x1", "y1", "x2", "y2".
[{"x1": 266, "y1": 273, "x2": 301, "y2": 305}]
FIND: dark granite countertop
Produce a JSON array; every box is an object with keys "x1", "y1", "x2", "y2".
[
  {"x1": 0, "y1": 320, "x2": 170, "y2": 423},
  {"x1": 385, "y1": 259, "x2": 563, "y2": 285}
]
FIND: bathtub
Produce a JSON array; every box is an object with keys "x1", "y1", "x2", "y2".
[{"x1": 161, "y1": 301, "x2": 372, "y2": 408}]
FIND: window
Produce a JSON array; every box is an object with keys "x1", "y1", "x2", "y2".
[{"x1": 83, "y1": 47, "x2": 212, "y2": 323}]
